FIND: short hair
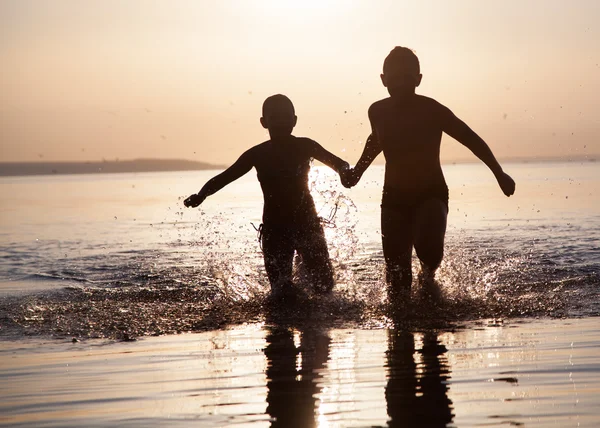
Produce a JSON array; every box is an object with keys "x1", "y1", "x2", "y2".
[
  {"x1": 383, "y1": 46, "x2": 420, "y2": 75},
  {"x1": 262, "y1": 94, "x2": 295, "y2": 117}
]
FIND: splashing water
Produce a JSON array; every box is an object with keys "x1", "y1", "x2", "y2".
[{"x1": 1, "y1": 165, "x2": 599, "y2": 339}]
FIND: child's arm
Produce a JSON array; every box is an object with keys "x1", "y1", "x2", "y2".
[
  {"x1": 184, "y1": 150, "x2": 254, "y2": 208},
  {"x1": 308, "y1": 141, "x2": 350, "y2": 175},
  {"x1": 344, "y1": 133, "x2": 382, "y2": 188},
  {"x1": 342, "y1": 104, "x2": 383, "y2": 188},
  {"x1": 440, "y1": 105, "x2": 516, "y2": 196}
]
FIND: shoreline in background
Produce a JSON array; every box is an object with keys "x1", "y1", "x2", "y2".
[
  {"x1": 0, "y1": 155, "x2": 596, "y2": 177},
  {"x1": 0, "y1": 159, "x2": 227, "y2": 177}
]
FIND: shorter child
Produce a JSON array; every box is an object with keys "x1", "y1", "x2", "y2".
[{"x1": 184, "y1": 94, "x2": 349, "y2": 299}]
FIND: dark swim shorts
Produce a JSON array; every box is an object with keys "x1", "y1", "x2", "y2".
[{"x1": 381, "y1": 185, "x2": 449, "y2": 212}]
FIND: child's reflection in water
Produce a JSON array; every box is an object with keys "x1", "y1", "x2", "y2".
[
  {"x1": 263, "y1": 324, "x2": 453, "y2": 427},
  {"x1": 386, "y1": 330, "x2": 454, "y2": 427},
  {"x1": 264, "y1": 325, "x2": 330, "y2": 428}
]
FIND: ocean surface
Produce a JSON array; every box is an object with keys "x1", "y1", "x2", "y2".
[
  {"x1": 1, "y1": 161, "x2": 599, "y2": 426},
  {"x1": 1, "y1": 162, "x2": 598, "y2": 332}
]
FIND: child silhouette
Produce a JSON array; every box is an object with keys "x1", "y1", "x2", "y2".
[
  {"x1": 342, "y1": 47, "x2": 515, "y2": 303},
  {"x1": 185, "y1": 94, "x2": 350, "y2": 300}
]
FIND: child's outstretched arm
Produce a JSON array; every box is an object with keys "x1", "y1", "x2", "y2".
[
  {"x1": 184, "y1": 150, "x2": 254, "y2": 208},
  {"x1": 440, "y1": 106, "x2": 516, "y2": 196}
]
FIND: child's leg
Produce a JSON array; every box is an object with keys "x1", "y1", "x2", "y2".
[
  {"x1": 261, "y1": 225, "x2": 295, "y2": 294},
  {"x1": 296, "y1": 221, "x2": 334, "y2": 294},
  {"x1": 381, "y1": 206, "x2": 414, "y2": 296},
  {"x1": 412, "y1": 199, "x2": 448, "y2": 273}
]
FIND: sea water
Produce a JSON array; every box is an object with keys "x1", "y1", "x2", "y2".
[
  {"x1": 1, "y1": 162, "x2": 598, "y2": 334},
  {"x1": 0, "y1": 162, "x2": 599, "y2": 426}
]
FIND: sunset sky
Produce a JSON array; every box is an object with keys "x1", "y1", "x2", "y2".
[{"x1": 1, "y1": 0, "x2": 599, "y2": 165}]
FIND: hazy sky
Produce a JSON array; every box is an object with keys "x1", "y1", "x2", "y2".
[{"x1": 1, "y1": 0, "x2": 599, "y2": 165}]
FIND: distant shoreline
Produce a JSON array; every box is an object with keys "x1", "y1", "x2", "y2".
[
  {"x1": 445, "y1": 155, "x2": 597, "y2": 166},
  {"x1": 0, "y1": 159, "x2": 227, "y2": 177},
  {"x1": 0, "y1": 156, "x2": 595, "y2": 177}
]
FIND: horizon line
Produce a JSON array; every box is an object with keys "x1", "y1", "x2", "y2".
[
  {"x1": 0, "y1": 153, "x2": 597, "y2": 166},
  {"x1": 0, "y1": 156, "x2": 596, "y2": 177}
]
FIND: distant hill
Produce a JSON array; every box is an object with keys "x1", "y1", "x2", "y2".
[
  {"x1": 443, "y1": 155, "x2": 597, "y2": 165},
  {"x1": 0, "y1": 159, "x2": 227, "y2": 176},
  {"x1": 0, "y1": 155, "x2": 596, "y2": 177}
]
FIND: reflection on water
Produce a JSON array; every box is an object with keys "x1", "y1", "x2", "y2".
[
  {"x1": 386, "y1": 330, "x2": 453, "y2": 427},
  {"x1": 265, "y1": 325, "x2": 330, "y2": 427},
  {"x1": 1, "y1": 318, "x2": 600, "y2": 427},
  {"x1": 261, "y1": 310, "x2": 454, "y2": 427}
]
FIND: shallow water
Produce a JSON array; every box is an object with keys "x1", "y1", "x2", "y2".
[
  {"x1": 0, "y1": 162, "x2": 598, "y2": 338},
  {"x1": 1, "y1": 317, "x2": 599, "y2": 427},
  {"x1": 0, "y1": 162, "x2": 599, "y2": 426}
]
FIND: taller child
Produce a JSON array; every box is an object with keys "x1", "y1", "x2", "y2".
[
  {"x1": 184, "y1": 94, "x2": 350, "y2": 299},
  {"x1": 343, "y1": 47, "x2": 516, "y2": 302}
]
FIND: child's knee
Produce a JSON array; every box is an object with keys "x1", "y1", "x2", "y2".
[
  {"x1": 416, "y1": 246, "x2": 444, "y2": 269},
  {"x1": 306, "y1": 259, "x2": 334, "y2": 293}
]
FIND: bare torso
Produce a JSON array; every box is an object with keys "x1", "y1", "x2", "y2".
[
  {"x1": 251, "y1": 136, "x2": 317, "y2": 226},
  {"x1": 369, "y1": 95, "x2": 446, "y2": 197}
]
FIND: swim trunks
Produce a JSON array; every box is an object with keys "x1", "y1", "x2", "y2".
[{"x1": 381, "y1": 184, "x2": 449, "y2": 212}]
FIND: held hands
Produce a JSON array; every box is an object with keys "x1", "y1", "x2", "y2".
[
  {"x1": 496, "y1": 171, "x2": 516, "y2": 196},
  {"x1": 183, "y1": 192, "x2": 206, "y2": 208},
  {"x1": 340, "y1": 166, "x2": 360, "y2": 188}
]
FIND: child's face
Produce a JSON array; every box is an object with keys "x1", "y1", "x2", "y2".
[{"x1": 381, "y1": 62, "x2": 422, "y2": 95}]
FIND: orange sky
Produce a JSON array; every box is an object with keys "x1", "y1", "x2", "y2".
[{"x1": 1, "y1": 0, "x2": 599, "y2": 165}]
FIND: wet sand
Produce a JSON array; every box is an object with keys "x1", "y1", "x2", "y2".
[{"x1": 1, "y1": 317, "x2": 599, "y2": 427}]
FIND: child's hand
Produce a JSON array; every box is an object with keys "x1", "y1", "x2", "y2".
[
  {"x1": 496, "y1": 172, "x2": 516, "y2": 196},
  {"x1": 340, "y1": 167, "x2": 360, "y2": 188},
  {"x1": 184, "y1": 193, "x2": 205, "y2": 208}
]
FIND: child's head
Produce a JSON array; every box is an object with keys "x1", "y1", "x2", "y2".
[
  {"x1": 381, "y1": 46, "x2": 422, "y2": 97},
  {"x1": 260, "y1": 94, "x2": 297, "y2": 138}
]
